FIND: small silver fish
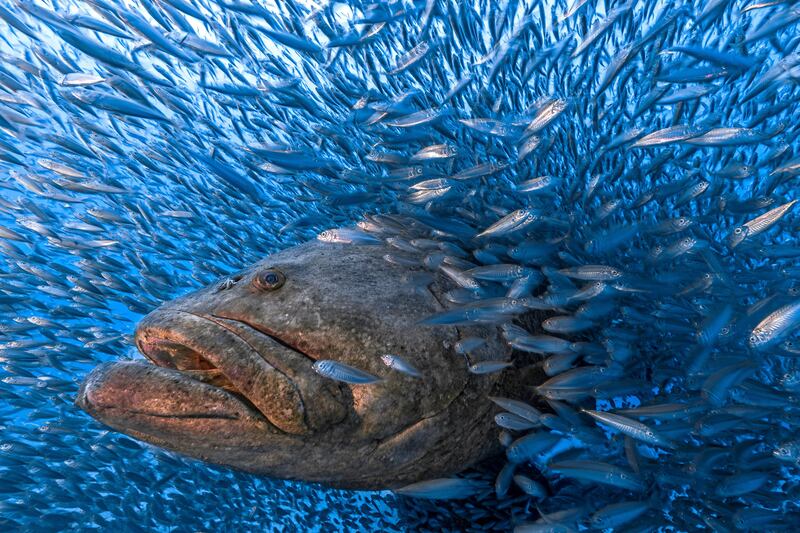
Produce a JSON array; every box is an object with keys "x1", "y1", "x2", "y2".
[
  {"x1": 476, "y1": 209, "x2": 539, "y2": 238},
  {"x1": 728, "y1": 199, "x2": 797, "y2": 248},
  {"x1": 583, "y1": 409, "x2": 674, "y2": 448},
  {"x1": 525, "y1": 98, "x2": 568, "y2": 133},
  {"x1": 558, "y1": 265, "x2": 623, "y2": 281},
  {"x1": 488, "y1": 397, "x2": 542, "y2": 423},
  {"x1": 513, "y1": 474, "x2": 547, "y2": 498},
  {"x1": 394, "y1": 478, "x2": 484, "y2": 499},
  {"x1": 590, "y1": 501, "x2": 650, "y2": 529},
  {"x1": 506, "y1": 432, "x2": 561, "y2": 463},
  {"x1": 548, "y1": 460, "x2": 644, "y2": 491},
  {"x1": 516, "y1": 175, "x2": 562, "y2": 194},
  {"x1": 317, "y1": 228, "x2": 381, "y2": 245},
  {"x1": 773, "y1": 441, "x2": 800, "y2": 463},
  {"x1": 380, "y1": 354, "x2": 422, "y2": 378},
  {"x1": 494, "y1": 412, "x2": 539, "y2": 431},
  {"x1": 312, "y1": 360, "x2": 382, "y2": 384},
  {"x1": 468, "y1": 264, "x2": 530, "y2": 281},
  {"x1": 454, "y1": 337, "x2": 486, "y2": 354},
  {"x1": 468, "y1": 360, "x2": 512, "y2": 374},
  {"x1": 750, "y1": 301, "x2": 800, "y2": 349},
  {"x1": 60, "y1": 72, "x2": 106, "y2": 87}
]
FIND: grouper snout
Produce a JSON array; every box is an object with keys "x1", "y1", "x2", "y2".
[
  {"x1": 132, "y1": 308, "x2": 348, "y2": 435},
  {"x1": 77, "y1": 239, "x2": 538, "y2": 490}
]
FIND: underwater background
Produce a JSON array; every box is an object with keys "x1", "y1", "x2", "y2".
[{"x1": 1, "y1": 0, "x2": 800, "y2": 530}]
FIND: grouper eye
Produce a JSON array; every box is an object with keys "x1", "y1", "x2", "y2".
[{"x1": 253, "y1": 268, "x2": 285, "y2": 291}]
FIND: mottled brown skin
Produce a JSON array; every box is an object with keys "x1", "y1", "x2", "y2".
[{"x1": 76, "y1": 240, "x2": 543, "y2": 490}]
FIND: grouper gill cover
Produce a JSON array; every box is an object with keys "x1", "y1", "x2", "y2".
[{"x1": 1, "y1": 0, "x2": 800, "y2": 531}]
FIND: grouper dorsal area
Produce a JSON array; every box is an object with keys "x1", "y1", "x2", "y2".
[{"x1": 77, "y1": 238, "x2": 542, "y2": 490}]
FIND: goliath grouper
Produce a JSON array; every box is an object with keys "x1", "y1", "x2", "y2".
[{"x1": 76, "y1": 238, "x2": 543, "y2": 490}]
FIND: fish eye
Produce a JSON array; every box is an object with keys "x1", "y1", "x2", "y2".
[
  {"x1": 734, "y1": 227, "x2": 742, "y2": 234},
  {"x1": 253, "y1": 268, "x2": 285, "y2": 291}
]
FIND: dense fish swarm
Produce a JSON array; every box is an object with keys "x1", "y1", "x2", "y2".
[{"x1": 1, "y1": 0, "x2": 800, "y2": 530}]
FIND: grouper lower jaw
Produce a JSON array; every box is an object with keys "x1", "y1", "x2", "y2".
[
  {"x1": 76, "y1": 240, "x2": 540, "y2": 490},
  {"x1": 75, "y1": 361, "x2": 276, "y2": 443}
]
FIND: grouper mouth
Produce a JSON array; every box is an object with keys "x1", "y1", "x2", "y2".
[
  {"x1": 77, "y1": 309, "x2": 345, "y2": 441},
  {"x1": 134, "y1": 316, "x2": 270, "y2": 420}
]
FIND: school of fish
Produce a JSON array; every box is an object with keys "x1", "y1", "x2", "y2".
[{"x1": 1, "y1": 0, "x2": 800, "y2": 530}]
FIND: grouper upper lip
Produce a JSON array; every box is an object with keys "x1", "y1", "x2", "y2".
[{"x1": 130, "y1": 309, "x2": 319, "y2": 435}]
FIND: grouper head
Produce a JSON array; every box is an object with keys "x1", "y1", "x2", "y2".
[{"x1": 77, "y1": 239, "x2": 533, "y2": 490}]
